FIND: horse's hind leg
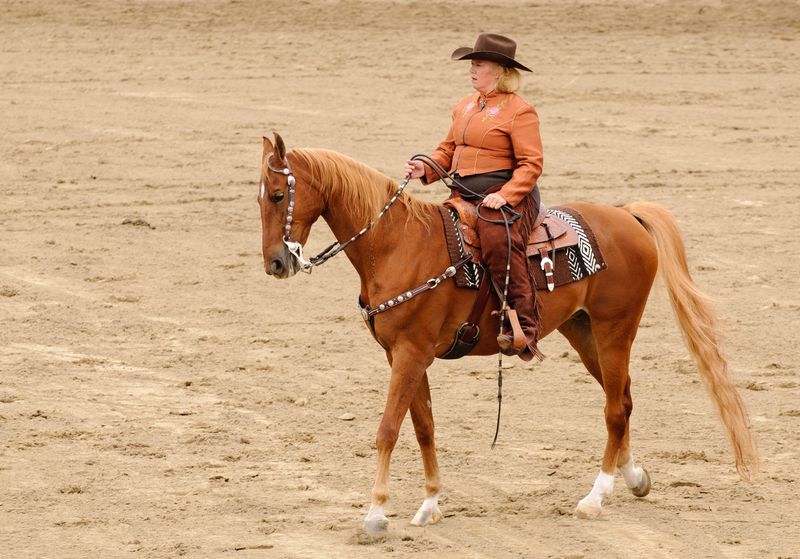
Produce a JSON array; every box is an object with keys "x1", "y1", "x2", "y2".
[
  {"x1": 615, "y1": 375, "x2": 651, "y2": 500},
  {"x1": 408, "y1": 371, "x2": 443, "y2": 527},
  {"x1": 558, "y1": 311, "x2": 603, "y2": 385},
  {"x1": 559, "y1": 312, "x2": 650, "y2": 519}
]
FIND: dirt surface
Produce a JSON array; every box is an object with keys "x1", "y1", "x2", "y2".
[{"x1": 1, "y1": 1, "x2": 799, "y2": 558}]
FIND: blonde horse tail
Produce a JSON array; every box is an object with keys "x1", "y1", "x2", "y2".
[{"x1": 625, "y1": 201, "x2": 758, "y2": 481}]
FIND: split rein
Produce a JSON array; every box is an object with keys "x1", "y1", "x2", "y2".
[
  {"x1": 267, "y1": 153, "x2": 408, "y2": 273},
  {"x1": 267, "y1": 153, "x2": 515, "y2": 448},
  {"x1": 267, "y1": 153, "x2": 474, "y2": 316},
  {"x1": 415, "y1": 155, "x2": 519, "y2": 449}
]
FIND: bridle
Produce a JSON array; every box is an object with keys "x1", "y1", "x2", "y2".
[{"x1": 265, "y1": 153, "x2": 411, "y2": 273}]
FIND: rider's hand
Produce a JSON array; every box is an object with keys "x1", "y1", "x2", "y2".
[
  {"x1": 404, "y1": 160, "x2": 425, "y2": 179},
  {"x1": 482, "y1": 192, "x2": 508, "y2": 209}
]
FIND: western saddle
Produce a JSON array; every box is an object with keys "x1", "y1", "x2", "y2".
[{"x1": 443, "y1": 193, "x2": 578, "y2": 291}]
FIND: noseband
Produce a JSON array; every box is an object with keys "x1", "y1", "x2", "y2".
[{"x1": 265, "y1": 153, "x2": 411, "y2": 273}]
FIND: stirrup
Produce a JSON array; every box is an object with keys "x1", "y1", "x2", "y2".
[
  {"x1": 501, "y1": 309, "x2": 526, "y2": 352},
  {"x1": 497, "y1": 333, "x2": 536, "y2": 361},
  {"x1": 496, "y1": 309, "x2": 526, "y2": 353},
  {"x1": 496, "y1": 333, "x2": 520, "y2": 356}
]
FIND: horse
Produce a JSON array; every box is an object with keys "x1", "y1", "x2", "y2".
[{"x1": 257, "y1": 132, "x2": 757, "y2": 534}]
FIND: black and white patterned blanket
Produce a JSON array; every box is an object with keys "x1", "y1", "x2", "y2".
[{"x1": 443, "y1": 206, "x2": 606, "y2": 291}]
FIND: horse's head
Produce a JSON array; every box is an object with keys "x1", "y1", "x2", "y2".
[{"x1": 258, "y1": 132, "x2": 325, "y2": 278}]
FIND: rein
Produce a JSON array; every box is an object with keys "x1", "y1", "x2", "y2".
[
  {"x1": 268, "y1": 151, "x2": 512, "y2": 449},
  {"x1": 267, "y1": 153, "x2": 410, "y2": 273},
  {"x1": 410, "y1": 155, "x2": 521, "y2": 450}
]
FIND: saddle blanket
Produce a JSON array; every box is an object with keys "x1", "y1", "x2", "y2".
[{"x1": 440, "y1": 205, "x2": 607, "y2": 291}]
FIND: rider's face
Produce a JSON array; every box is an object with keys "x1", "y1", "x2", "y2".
[{"x1": 470, "y1": 60, "x2": 501, "y2": 95}]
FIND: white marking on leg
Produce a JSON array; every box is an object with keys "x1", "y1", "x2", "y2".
[
  {"x1": 363, "y1": 503, "x2": 389, "y2": 535},
  {"x1": 619, "y1": 457, "x2": 643, "y2": 488},
  {"x1": 618, "y1": 456, "x2": 651, "y2": 497},
  {"x1": 576, "y1": 470, "x2": 614, "y2": 519},
  {"x1": 410, "y1": 494, "x2": 442, "y2": 527}
]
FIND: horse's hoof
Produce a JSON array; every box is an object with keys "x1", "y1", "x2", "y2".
[
  {"x1": 410, "y1": 500, "x2": 442, "y2": 527},
  {"x1": 575, "y1": 500, "x2": 602, "y2": 520},
  {"x1": 630, "y1": 466, "x2": 651, "y2": 498},
  {"x1": 363, "y1": 513, "x2": 389, "y2": 536}
]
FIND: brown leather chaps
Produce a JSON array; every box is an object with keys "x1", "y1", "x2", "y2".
[{"x1": 473, "y1": 185, "x2": 543, "y2": 360}]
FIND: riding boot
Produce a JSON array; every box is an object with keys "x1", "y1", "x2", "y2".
[
  {"x1": 475, "y1": 189, "x2": 543, "y2": 361},
  {"x1": 500, "y1": 248, "x2": 542, "y2": 361}
]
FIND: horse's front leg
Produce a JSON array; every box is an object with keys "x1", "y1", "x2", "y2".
[
  {"x1": 409, "y1": 371, "x2": 442, "y2": 527},
  {"x1": 363, "y1": 344, "x2": 433, "y2": 535}
]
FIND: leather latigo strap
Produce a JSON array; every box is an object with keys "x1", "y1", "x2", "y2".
[
  {"x1": 453, "y1": 274, "x2": 490, "y2": 341},
  {"x1": 466, "y1": 271, "x2": 492, "y2": 326},
  {"x1": 439, "y1": 271, "x2": 492, "y2": 359}
]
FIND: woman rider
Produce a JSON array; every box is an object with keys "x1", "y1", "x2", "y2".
[{"x1": 404, "y1": 33, "x2": 543, "y2": 361}]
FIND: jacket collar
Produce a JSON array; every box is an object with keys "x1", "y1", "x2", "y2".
[{"x1": 475, "y1": 89, "x2": 501, "y2": 106}]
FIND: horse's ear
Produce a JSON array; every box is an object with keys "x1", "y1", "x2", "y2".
[
  {"x1": 273, "y1": 131, "x2": 287, "y2": 161},
  {"x1": 262, "y1": 135, "x2": 274, "y2": 154}
]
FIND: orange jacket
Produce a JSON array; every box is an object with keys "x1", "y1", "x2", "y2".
[{"x1": 422, "y1": 90, "x2": 543, "y2": 207}]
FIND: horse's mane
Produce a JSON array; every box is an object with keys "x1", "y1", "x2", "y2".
[{"x1": 289, "y1": 148, "x2": 437, "y2": 229}]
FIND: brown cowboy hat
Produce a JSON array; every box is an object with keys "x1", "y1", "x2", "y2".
[{"x1": 451, "y1": 33, "x2": 532, "y2": 72}]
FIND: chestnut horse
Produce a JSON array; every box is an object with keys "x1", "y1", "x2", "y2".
[{"x1": 257, "y1": 133, "x2": 757, "y2": 534}]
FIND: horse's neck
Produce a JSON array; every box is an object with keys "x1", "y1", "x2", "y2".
[
  {"x1": 322, "y1": 197, "x2": 408, "y2": 271},
  {"x1": 321, "y1": 186, "x2": 438, "y2": 296}
]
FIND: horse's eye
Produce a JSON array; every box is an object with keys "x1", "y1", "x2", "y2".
[{"x1": 271, "y1": 191, "x2": 285, "y2": 203}]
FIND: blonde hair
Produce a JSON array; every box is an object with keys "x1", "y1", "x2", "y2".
[{"x1": 496, "y1": 66, "x2": 521, "y2": 93}]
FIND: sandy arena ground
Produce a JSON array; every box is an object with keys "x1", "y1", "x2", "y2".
[{"x1": 1, "y1": 1, "x2": 799, "y2": 557}]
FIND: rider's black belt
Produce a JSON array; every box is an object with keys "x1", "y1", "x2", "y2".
[{"x1": 452, "y1": 169, "x2": 514, "y2": 199}]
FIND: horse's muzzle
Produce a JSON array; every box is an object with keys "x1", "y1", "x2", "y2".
[{"x1": 264, "y1": 248, "x2": 297, "y2": 279}]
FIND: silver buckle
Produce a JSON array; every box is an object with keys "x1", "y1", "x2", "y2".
[
  {"x1": 540, "y1": 255, "x2": 555, "y2": 291},
  {"x1": 358, "y1": 299, "x2": 369, "y2": 321}
]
